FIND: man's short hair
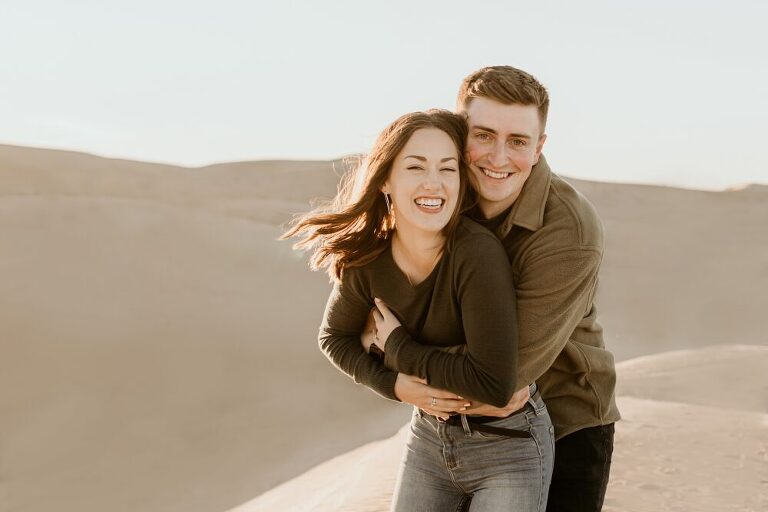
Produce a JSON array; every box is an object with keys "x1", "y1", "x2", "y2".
[{"x1": 457, "y1": 66, "x2": 550, "y2": 132}]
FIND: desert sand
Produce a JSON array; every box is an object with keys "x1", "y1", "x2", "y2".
[
  {"x1": 1, "y1": 144, "x2": 766, "y2": 511},
  {"x1": 234, "y1": 345, "x2": 768, "y2": 512}
]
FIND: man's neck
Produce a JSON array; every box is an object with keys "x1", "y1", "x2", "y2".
[{"x1": 479, "y1": 197, "x2": 517, "y2": 220}]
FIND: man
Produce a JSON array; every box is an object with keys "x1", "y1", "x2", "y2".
[{"x1": 393, "y1": 66, "x2": 620, "y2": 511}]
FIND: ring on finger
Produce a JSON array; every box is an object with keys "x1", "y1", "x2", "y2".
[{"x1": 430, "y1": 397, "x2": 437, "y2": 407}]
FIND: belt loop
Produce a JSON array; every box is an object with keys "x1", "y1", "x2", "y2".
[
  {"x1": 526, "y1": 382, "x2": 541, "y2": 415},
  {"x1": 460, "y1": 414, "x2": 472, "y2": 437}
]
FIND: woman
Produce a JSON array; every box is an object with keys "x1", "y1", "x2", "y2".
[{"x1": 283, "y1": 110, "x2": 553, "y2": 511}]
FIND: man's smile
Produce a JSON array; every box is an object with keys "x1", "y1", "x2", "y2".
[{"x1": 478, "y1": 166, "x2": 512, "y2": 180}]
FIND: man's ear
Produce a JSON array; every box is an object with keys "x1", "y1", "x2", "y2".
[{"x1": 534, "y1": 133, "x2": 547, "y2": 164}]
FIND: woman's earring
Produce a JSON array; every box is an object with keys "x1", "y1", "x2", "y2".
[{"x1": 384, "y1": 193, "x2": 392, "y2": 214}]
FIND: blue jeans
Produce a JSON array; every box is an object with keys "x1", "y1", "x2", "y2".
[{"x1": 391, "y1": 388, "x2": 555, "y2": 511}]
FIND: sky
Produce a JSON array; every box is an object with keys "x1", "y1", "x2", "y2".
[{"x1": 1, "y1": 0, "x2": 767, "y2": 190}]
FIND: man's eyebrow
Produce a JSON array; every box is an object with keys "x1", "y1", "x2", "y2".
[
  {"x1": 472, "y1": 125, "x2": 532, "y2": 140},
  {"x1": 471, "y1": 124, "x2": 498, "y2": 135}
]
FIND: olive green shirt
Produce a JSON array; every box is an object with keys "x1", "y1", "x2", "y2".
[
  {"x1": 473, "y1": 155, "x2": 621, "y2": 439},
  {"x1": 318, "y1": 217, "x2": 519, "y2": 408}
]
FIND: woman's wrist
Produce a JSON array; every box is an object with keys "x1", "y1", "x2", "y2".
[{"x1": 369, "y1": 342, "x2": 385, "y2": 362}]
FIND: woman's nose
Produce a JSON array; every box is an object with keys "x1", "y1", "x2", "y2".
[{"x1": 422, "y1": 170, "x2": 442, "y2": 190}]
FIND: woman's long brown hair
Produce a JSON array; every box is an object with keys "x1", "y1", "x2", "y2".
[{"x1": 281, "y1": 109, "x2": 473, "y2": 281}]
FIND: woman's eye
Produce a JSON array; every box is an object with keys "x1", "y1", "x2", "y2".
[
  {"x1": 407, "y1": 166, "x2": 424, "y2": 171},
  {"x1": 441, "y1": 167, "x2": 457, "y2": 172}
]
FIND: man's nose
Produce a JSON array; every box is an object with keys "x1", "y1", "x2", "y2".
[{"x1": 488, "y1": 142, "x2": 507, "y2": 168}]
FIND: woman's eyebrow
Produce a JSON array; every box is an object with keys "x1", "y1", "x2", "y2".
[{"x1": 403, "y1": 155, "x2": 457, "y2": 162}]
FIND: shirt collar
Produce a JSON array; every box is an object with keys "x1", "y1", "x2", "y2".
[{"x1": 497, "y1": 154, "x2": 552, "y2": 237}]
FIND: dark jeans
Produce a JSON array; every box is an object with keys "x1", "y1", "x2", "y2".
[{"x1": 546, "y1": 423, "x2": 615, "y2": 512}]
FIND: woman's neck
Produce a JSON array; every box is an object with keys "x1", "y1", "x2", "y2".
[{"x1": 391, "y1": 225, "x2": 446, "y2": 286}]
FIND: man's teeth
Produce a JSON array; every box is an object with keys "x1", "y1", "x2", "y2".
[
  {"x1": 482, "y1": 168, "x2": 510, "y2": 179},
  {"x1": 415, "y1": 198, "x2": 444, "y2": 209}
]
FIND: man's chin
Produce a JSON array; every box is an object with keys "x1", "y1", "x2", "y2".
[{"x1": 477, "y1": 184, "x2": 525, "y2": 214}]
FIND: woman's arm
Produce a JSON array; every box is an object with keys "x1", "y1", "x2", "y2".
[
  {"x1": 318, "y1": 271, "x2": 400, "y2": 401},
  {"x1": 375, "y1": 233, "x2": 518, "y2": 407},
  {"x1": 321, "y1": 269, "x2": 472, "y2": 415}
]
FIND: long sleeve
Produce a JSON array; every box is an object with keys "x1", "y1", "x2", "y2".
[
  {"x1": 514, "y1": 246, "x2": 602, "y2": 388},
  {"x1": 318, "y1": 270, "x2": 400, "y2": 401},
  {"x1": 383, "y1": 233, "x2": 518, "y2": 407}
]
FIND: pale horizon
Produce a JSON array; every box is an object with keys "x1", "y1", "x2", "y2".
[
  {"x1": 2, "y1": 0, "x2": 767, "y2": 191},
  {"x1": 5, "y1": 140, "x2": 765, "y2": 194}
]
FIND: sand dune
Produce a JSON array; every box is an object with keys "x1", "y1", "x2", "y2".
[
  {"x1": 4, "y1": 143, "x2": 765, "y2": 362},
  {"x1": 232, "y1": 345, "x2": 768, "y2": 512},
  {"x1": 0, "y1": 195, "x2": 408, "y2": 512},
  {"x1": 1, "y1": 144, "x2": 767, "y2": 511},
  {"x1": 0, "y1": 144, "x2": 343, "y2": 224},
  {"x1": 616, "y1": 345, "x2": 768, "y2": 412}
]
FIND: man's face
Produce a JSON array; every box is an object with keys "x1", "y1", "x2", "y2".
[{"x1": 464, "y1": 97, "x2": 547, "y2": 218}]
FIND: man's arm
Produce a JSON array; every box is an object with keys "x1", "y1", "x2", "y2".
[
  {"x1": 461, "y1": 246, "x2": 602, "y2": 416},
  {"x1": 514, "y1": 247, "x2": 601, "y2": 387}
]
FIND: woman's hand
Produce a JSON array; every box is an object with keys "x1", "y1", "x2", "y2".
[
  {"x1": 372, "y1": 298, "x2": 401, "y2": 351},
  {"x1": 394, "y1": 373, "x2": 471, "y2": 420}
]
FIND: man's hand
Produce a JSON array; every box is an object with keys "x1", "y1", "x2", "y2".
[
  {"x1": 359, "y1": 309, "x2": 377, "y2": 353},
  {"x1": 372, "y1": 298, "x2": 401, "y2": 350},
  {"x1": 463, "y1": 385, "x2": 530, "y2": 417},
  {"x1": 394, "y1": 374, "x2": 471, "y2": 420}
]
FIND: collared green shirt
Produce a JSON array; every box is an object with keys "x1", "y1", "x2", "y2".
[{"x1": 473, "y1": 155, "x2": 621, "y2": 439}]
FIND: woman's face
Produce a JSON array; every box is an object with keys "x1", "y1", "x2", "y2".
[{"x1": 382, "y1": 128, "x2": 461, "y2": 237}]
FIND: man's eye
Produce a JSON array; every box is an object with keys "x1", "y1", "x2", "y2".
[
  {"x1": 510, "y1": 139, "x2": 527, "y2": 147},
  {"x1": 475, "y1": 133, "x2": 491, "y2": 142}
]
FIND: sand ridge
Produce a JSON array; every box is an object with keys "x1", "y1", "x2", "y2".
[
  {"x1": 1, "y1": 144, "x2": 766, "y2": 511},
  {"x1": 233, "y1": 345, "x2": 768, "y2": 512}
]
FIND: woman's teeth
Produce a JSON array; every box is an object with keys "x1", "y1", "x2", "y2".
[
  {"x1": 482, "y1": 168, "x2": 510, "y2": 179},
  {"x1": 415, "y1": 198, "x2": 444, "y2": 209}
]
